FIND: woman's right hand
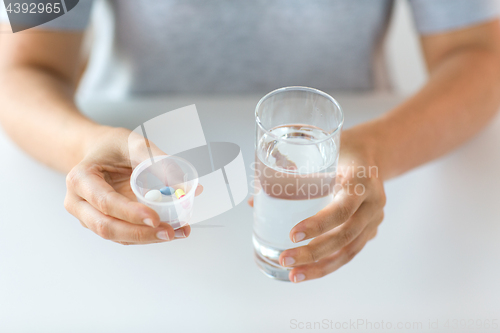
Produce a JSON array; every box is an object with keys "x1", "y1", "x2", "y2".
[{"x1": 64, "y1": 127, "x2": 196, "y2": 245}]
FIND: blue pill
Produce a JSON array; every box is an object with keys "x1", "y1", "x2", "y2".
[{"x1": 160, "y1": 186, "x2": 175, "y2": 195}]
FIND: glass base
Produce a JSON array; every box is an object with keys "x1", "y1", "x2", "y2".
[{"x1": 253, "y1": 234, "x2": 291, "y2": 282}]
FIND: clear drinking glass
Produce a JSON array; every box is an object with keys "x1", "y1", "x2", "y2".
[{"x1": 253, "y1": 86, "x2": 344, "y2": 281}]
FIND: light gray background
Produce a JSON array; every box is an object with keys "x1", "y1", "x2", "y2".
[
  {"x1": 0, "y1": 0, "x2": 435, "y2": 95},
  {"x1": 79, "y1": 0, "x2": 429, "y2": 96}
]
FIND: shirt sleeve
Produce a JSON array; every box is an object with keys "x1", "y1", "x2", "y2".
[
  {"x1": 408, "y1": 0, "x2": 500, "y2": 35},
  {"x1": 0, "y1": 0, "x2": 94, "y2": 31}
]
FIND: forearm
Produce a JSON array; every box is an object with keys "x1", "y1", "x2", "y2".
[
  {"x1": 0, "y1": 66, "x2": 107, "y2": 173},
  {"x1": 350, "y1": 47, "x2": 500, "y2": 180}
]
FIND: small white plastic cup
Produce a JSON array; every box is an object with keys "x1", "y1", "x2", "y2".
[{"x1": 130, "y1": 155, "x2": 198, "y2": 229}]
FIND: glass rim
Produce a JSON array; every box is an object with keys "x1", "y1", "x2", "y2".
[{"x1": 255, "y1": 86, "x2": 344, "y2": 145}]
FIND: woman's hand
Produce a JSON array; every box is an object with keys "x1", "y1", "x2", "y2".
[
  {"x1": 64, "y1": 127, "x2": 195, "y2": 244},
  {"x1": 279, "y1": 130, "x2": 386, "y2": 282}
]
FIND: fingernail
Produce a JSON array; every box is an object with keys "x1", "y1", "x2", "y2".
[
  {"x1": 143, "y1": 218, "x2": 154, "y2": 227},
  {"x1": 282, "y1": 257, "x2": 295, "y2": 267},
  {"x1": 174, "y1": 229, "x2": 186, "y2": 238},
  {"x1": 293, "y1": 232, "x2": 306, "y2": 243},
  {"x1": 293, "y1": 273, "x2": 305, "y2": 283},
  {"x1": 156, "y1": 230, "x2": 170, "y2": 241}
]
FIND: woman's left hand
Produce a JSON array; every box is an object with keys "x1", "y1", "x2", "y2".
[{"x1": 279, "y1": 131, "x2": 386, "y2": 283}]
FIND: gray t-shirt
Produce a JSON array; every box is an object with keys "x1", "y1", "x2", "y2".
[{"x1": 1, "y1": 0, "x2": 499, "y2": 97}]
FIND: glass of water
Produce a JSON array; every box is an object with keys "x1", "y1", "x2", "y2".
[{"x1": 253, "y1": 86, "x2": 344, "y2": 281}]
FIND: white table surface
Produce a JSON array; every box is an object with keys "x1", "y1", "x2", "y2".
[{"x1": 1, "y1": 94, "x2": 499, "y2": 333}]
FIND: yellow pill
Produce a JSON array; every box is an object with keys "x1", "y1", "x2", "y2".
[{"x1": 175, "y1": 188, "x2": 186, "y2": 199}]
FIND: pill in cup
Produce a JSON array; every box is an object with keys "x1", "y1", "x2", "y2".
[{"x1": 130, "y1": 155, "x2": 198, "y2": 229}]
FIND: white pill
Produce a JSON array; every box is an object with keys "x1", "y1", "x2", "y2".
[{"x1": 144, "y1": 189, "x2": 162, "y2": 202}]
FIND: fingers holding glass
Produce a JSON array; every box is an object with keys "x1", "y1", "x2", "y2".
[
  {"x1": 280, "y1": 202, "x2": 383, "y2": 269},
  {"x1": 289, "y1": 187, "x2": 366, "y2": 243},
  {"x1": 287, "y1": 213, "x2": 383, "y2": 283}
]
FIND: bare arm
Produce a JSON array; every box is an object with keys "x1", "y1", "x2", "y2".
[
  {"x1": 282, "y1": 20, "x2": 500, "y2": 283},
  {"x1": 0, "y1": 25, "x2": 105, "y2": 172},
  {"x1": 0, "y1": 26, "x2": 186, "y2": 244},
  {"x1": 356, "y1": 20, "x2": 500, "y2": 180}
]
